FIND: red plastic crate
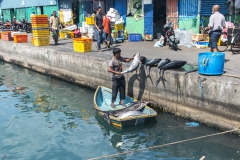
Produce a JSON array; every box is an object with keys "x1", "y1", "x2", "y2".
[{"x1": 13, "y1": 35, "x2": 28, "y2": 43}]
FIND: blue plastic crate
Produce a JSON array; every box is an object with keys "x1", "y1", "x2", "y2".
[{"x1": 128, "y1": 33, "x2": 142, "y2": 42}]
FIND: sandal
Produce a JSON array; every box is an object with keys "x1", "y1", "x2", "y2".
[
  {"x1": 119, "y1": 102, "x2": 127, "y2": 108},
  {"x1": 111, "y1": 103, "x2": 116, "y2": 109}
]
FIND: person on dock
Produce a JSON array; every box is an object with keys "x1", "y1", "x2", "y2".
[
  {"x1": 94, "y1": 6, "x2": 109, "y2": 52},
  {"x1": 50, "y1": 11, "x2": 60, "y2": 45},
  {"x1": 205, "y1": 5, "x2": 226, "y2": 52},
  {"x1": 107, "y1": 48, "x2": 134, "y2": 108},
  {"x1": 103, "y1": 13, "x2": 112, "y2": 48}
]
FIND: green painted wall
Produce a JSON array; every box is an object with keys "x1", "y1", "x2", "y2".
[
  {"x1": 26, "y1": 7, "x2": 37, "y2": 22},
  {"x1": 125, "y1": 17, "x2": 144, "y2": 38},
  {"x1": 178, "y1": 17, "x2": 200, "y2": 33},
  {"x1": 14, "y1": 8, "x2": 26, "y2": 21}
]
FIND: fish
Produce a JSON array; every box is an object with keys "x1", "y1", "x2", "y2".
[
  {"x1": 161, "y1": 60, "x2": 187, "y2": 70},
  {"x1": 117, "y1": 110, "x2": 146, "y2": 119},
  {"x1": 157, "y1": 58, "x2": 171, "y2": 70},
  {"x1": 146, "y1": 58, "x2": 161, "y2": 67},
  {"x1": 95, "y1": 100, "x2": 149, "y2": 124},
  {"x1": 140, "y1": 56, "x2": 147, "y2": 64},
  {"x1": 121, "y1": 52, "x2": 141, "y2": 75}
]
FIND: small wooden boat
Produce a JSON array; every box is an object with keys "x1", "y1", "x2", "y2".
[{"x1": 93, "y1": 86, "x2": 157, "y2": 128}]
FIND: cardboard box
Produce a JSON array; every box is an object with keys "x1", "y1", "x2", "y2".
[{"x1": 192, "y1": 34, "x2": 203, "y2": 41}]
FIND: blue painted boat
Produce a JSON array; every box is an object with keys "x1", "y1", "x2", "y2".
[{"x1": 93, "y1": 86, "x2": 157, "y2": 128}]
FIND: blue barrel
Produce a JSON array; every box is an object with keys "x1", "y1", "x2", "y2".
[{"x1": 198, "y1": 52, "x2": 225, "y2": 75}]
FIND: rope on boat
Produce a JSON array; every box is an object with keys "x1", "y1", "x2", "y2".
[{"x1": 88, "y1": 128, "x2": 240, "y2": 160}]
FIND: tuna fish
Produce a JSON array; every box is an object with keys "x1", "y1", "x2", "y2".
[
  {"x1": 161, "y1": 60, "x2": 187, "y2": 70},
  {"x1": 121, "y1": 52, "x2": 141, "y2": 75},
  {"x1": 157, "y1": 58, "x2": 171, "y2": 71},
  {"x1": 146, "y1": 58, "x2": 162, "y2": 67},
  {"x1": 117, "y1": 110, "x2": 146, "y2": 119},
  {"x1": 96, "y1": 100, "x2": 148, "y2": 124}
]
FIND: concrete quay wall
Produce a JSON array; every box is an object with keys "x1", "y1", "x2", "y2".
[{"x1": 0, "y1": 41, "x2": 239, "y2": 133}]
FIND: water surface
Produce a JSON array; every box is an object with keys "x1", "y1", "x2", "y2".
[{"x1": 0, "y1": 61, "x2": 240, "y2": 160}]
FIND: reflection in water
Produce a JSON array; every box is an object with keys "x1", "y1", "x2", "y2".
[{"x1": 0, "y1": 61, "x2": 240, "y2": 160}]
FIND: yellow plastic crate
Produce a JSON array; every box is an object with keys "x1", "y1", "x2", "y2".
[
  {"x1": 32, "y1": 30, "x2": 50, "y2": 36},
  {"x1": 32, "y1": 24, "x2": 49, "y2": 28},
  {"x1": 33, "y1": 36, "x2": 50, "y2": 46},
  {"x1": 115, "y1": 23, "x2": 124, "y2": 32},
  {"x1": 85, "y1": 17, "x2": 94, "y2": 25},
  {"x1": 73, "y1": 38, "x2": 92, "y2": 52},
  {"x1": 60, "y1": 32, "x2": 68, "y2": 39},
  {"x1": 31, "y1": 14, "x2": 48, "y2": 18}
]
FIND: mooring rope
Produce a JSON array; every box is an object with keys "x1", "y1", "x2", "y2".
[{"x1": 88, "y1": 128, "x2": 239, "y2": 160}]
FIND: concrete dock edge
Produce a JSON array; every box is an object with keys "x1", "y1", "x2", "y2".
[{"x1": 0, "y1": 41, "x2": 239, "y2": 134}]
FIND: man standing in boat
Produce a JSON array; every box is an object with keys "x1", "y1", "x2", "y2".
[{"x1": 108, "y1": 48, "x2": 134, "y2": 108}]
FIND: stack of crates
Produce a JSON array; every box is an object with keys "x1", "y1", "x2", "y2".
[
  {"x1": 73, "y1": 38, "x2": 92, "y2": 53},
  {"x1": 31, "y1": 15, "x2": 50, "y2": 46}
]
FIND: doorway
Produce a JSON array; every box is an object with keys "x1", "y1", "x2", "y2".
[
  {"x1": 153, "y1": 0, "x2": 166, "y2": 38},
  {"x1": 72, "y1": 1, "x2": 79, "y2": 25}
]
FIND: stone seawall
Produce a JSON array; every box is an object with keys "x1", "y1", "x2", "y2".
[{"x1": 0, "y1": 41, "x2": 239, "y2": 133}]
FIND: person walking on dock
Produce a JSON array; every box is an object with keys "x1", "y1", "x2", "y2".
[
  {"x1": 107, "y1": 48, "x2": 134, "y2": 108},
  {"x1": 94, "y1": 7, "x2": 109, "y2": 52},
  {"x1": 205, "y1": 5, "x2": 226, "y2": 52},
  {"x1": 50, "y1": 11, "x2": 60, "y2": 45}
]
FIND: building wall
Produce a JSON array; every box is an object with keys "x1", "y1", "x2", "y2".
[
  {"x1": 178, "y1": 0, "x2": 199, "y2": 33},
  {"x1": 125, "y1": 17, "x2": 144, "y2": 37},
  {"x1": 166, "y1": 0, "x2": 178, "y2": 29},
  {"x1": 0, "y1": 0, "x2": 57, "y2": 9}
]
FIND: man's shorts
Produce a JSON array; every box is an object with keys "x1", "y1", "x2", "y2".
[{"x1": 209, "y1": 31, "x2": 221, "y2": 49}]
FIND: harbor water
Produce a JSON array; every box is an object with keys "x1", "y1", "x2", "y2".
[{"x1": 0, "y1": 60, "x2": 240, "y2": 160}]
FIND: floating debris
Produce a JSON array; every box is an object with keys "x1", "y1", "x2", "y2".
[{"x1": 116, "y1": 142, "x2": 123, "y2": 147}]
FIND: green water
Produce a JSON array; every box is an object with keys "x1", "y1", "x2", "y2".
[{"x1": 0, "y1": 61, "x2": 240, "y2": 160}]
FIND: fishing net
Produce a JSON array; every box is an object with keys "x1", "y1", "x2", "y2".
[{"x1": 174, "y1": 29, "x2": 194, "y2": 48}]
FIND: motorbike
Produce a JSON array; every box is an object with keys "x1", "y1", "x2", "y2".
[
  {"x1": 163, "y1": 21, "x2": 179, "y2": 51},
  {"x1": 3, "y1": 20, "x2": 12, "y2": 30}
]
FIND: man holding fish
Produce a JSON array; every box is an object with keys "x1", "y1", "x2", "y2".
[{"x1": 107, "y1": 48, "x2": 138, "y2": 108}]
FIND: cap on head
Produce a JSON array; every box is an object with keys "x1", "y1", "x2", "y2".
[{"x1": 113, "y1": 48, "x2": 121, "y2": 55}]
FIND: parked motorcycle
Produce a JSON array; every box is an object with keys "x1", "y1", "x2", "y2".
[
  {"x1": 163, "y1": 22, "x2": 179, "y2": 51},
  {"x1": 3, "y1": 20, "x2": 12, "y2": 30}
]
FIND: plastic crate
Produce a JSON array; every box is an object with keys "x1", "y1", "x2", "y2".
[
  {"x1": 33, "y1": 36, "x2": 50, "y2": 46},
  {"x1": 114, "y1": 23, "x2": 124, "y2": 32},
  {"x1": 69, "y1": 32, "x2": 74, "y2": 38},
  {"x1": 31, "y1": 14, "x2": 48, "y2": 18},
  {"x1": 128, "y1": 33, "x2": 142, "y2": 42},
  {"x1": 85, "y1": 17, "x2": 94, "y2": 25},
  {"x1": 32, "y1": 24, "x2": 49, "y2": 28},
  {"x1": 13, "y1": 35, "x2": 28, "y2": 43},
  {"x1": 195, "y1": 41, "x2": 209, "y2": 49},
  {"x1": 31, "y1": 20, "x2": 49, "y2": 24},
  {"x1": 1, "y1": 32, "x2": 13, "y2": 41},
  {"x1": 32, "y1": 30, "x2": 50, "y2": 36},
  {"x1": 60, "y1": 32, "x2": 68, "y2": 39},
  {"x1": 73, "y1": 38, "x2": 92, "y2": 52}
]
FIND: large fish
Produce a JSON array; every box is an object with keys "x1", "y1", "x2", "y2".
[
  {"x1": 96, "y1": 100, "x2": 148, "y2": 124},
  {"x1": 161, "y1": 60, "x2": 187, "y2": 70},
  {"x1": 146, "y1": 58, "x2": 161, "y2": 67},
  {"x1": 117, "y1": 110, "x2": 146, "y2": 119},
  {"x1": 121, "y1": 52, "x2": 141, "y2": 75},
  {"x1": 157, "y1": 58, "x2": 171, "y2": 69}
]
